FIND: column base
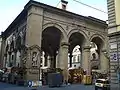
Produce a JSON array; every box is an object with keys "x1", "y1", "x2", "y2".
[
  {"x1": 26, "y1": 68, "x2": 40, "y2": 80},
  {"x1": 23, "y1": 68, "x2": 41, "y2": 87},
  {"x1": 62, "y1": 68, "x2": 69, "y2": 83}
]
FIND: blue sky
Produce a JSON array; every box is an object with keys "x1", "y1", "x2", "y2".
[{"x1": 0, "y1": 0, "x2": 108, "y2": 33}]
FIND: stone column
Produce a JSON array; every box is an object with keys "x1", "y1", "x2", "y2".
[
  {"x1": 58, "y1": 42, "x2": 69, "y2": 82},
  {"x1": 100, "y1": 49, "x2": 109, "y2": 73},
  {"x1": 69, "y1": 53, "x2": 73, "y2": 67},
  {"x1": 82, "y1": 46, "x2": 91, "y2": 75}
]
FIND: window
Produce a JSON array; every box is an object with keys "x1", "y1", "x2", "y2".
[
  {"x1": 77, "y1": 55, "x2": 80, "y2": 62},
  {"x1": 73, "y1": 56, "x2": 76, "y2": 63},
  {"x1": 44, "y1": 58, "x2": 47, "y2": 66},
  {"x1": 12, "y1": 55, "x2": 14, "y2": 60}
]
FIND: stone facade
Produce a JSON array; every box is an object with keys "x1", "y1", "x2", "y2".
[
  {"x1": 0, "y1": 0, "x2": 108, "y2": 82},
  {"x1": 107, "y1": 0, "x2": 120, "y2": 86}
]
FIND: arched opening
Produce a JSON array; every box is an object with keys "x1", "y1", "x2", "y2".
[
  {"x1": 41, "y1": 26, "x2": 62, "y2": 68},
  {"x1": 68, "y1": 45, "x2": 81, "y2": 68},
  {"x1": 90, "y1": 37, "x2": 104, "y2": 71},
  {"x1": 68, "y1": 32, "x2": 86, "y2": 69},
  {"x1": 90, "y1": 42, "x2": 99, "y2": 70},
  {"x1": 68, "y1": 32, "x2": 86, "y2": 84}
]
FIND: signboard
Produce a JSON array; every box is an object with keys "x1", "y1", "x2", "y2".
[
  {"x1": 113, "y1": 53, "x2": 117, "y2": 61},
  {"x1": 110, "y1": 53, "x2": 117, "y2": 61}
]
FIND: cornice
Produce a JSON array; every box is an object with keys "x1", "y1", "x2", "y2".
[
  {"x1": 108, "y1": 31, "x2": 120, "y2": 37},
  {"x1": 24, "y1": 0, "x2": 107, "y2": 27}
]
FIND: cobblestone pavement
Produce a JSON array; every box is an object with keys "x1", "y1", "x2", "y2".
[{"x1": 0, "y1": 82, "x2": 95, "y2": 90}]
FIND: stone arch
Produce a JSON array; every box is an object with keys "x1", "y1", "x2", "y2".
[
  {"x1": 68, "y1": 29, "x2": 88, "y2": 39},
  {"x1": 43, "y1": 22, "x2": 68, "y2": 42},
  {"x1": 90, "y1": 34, "x2": 108, "y2": 72},
  {"x1": 90, "y1": 33, "x2": 105, "y2": 43},
  {"x1": 90, "y1": 33, "x2": 105, "y2": 49},
  {"x1": 68, "y1": 29, "x2": 89, "y2": 46}
]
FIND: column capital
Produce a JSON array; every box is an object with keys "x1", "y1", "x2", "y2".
[
  {"x1": 83, "y1": 45, "x2": 91, "y2": 50},
  {"x1": 101, "y1": 49, "x2": 107, "y2": 52},
  {"x1": 61, "y1": 42, "x2": 70, "y2": 47}
]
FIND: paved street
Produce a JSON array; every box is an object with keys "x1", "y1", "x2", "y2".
[{"x1": 0, "y1": 82, "x2": 95, "y2": 90}]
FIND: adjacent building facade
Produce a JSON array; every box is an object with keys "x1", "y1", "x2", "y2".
[
  {"x1": 0, "y1": 0, "x2": 108, "y2": 82},
  {"x1": 107, "y1": 0, "x2": 120, "y2": 86}
]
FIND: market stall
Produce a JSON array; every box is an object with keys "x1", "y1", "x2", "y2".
[{"x1": 68, "y1": 67, "x2": 84, "y2": 84}]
